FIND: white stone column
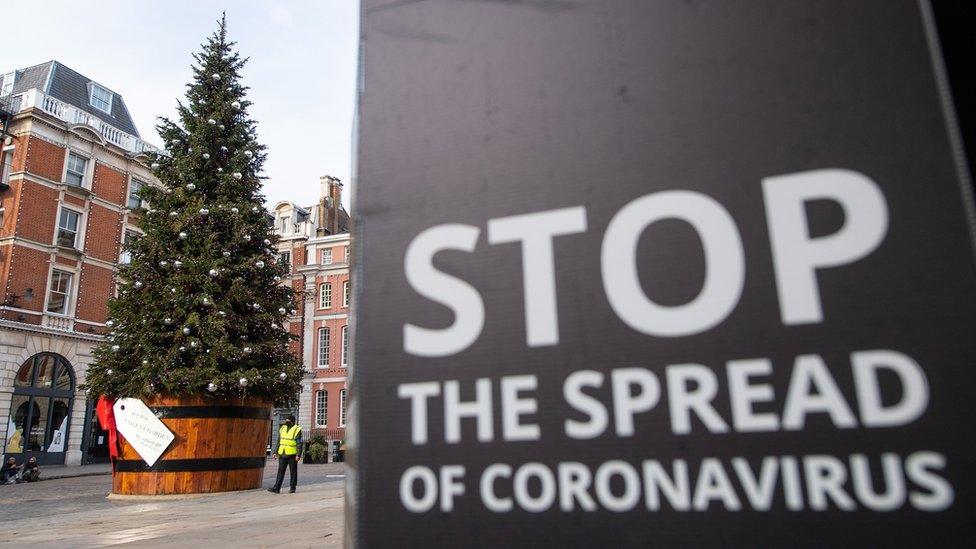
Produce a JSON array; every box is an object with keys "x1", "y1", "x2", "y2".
[
  {"x1": 64, "y1": 389, "x2": 86, "y2": 466},
  {"x1": 296, "y1": 279, "x2": 317, "y2": 434}
]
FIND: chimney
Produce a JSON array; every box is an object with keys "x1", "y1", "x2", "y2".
[{"x1": 319, "y1": 175, "x2": 343, "y2": 235}]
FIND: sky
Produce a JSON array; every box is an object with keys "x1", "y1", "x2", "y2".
[{"x1": 4, "y1": 0, "x2": 360, "y2": 209}]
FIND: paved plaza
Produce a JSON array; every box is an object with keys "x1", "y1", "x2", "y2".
[{"x1": 0, "y1": 462, "x2": 346, "y2": 548}]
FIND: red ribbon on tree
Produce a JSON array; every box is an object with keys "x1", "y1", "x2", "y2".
[{"x1": 95, "y1": 396, "x2": 122, "y2": 471}]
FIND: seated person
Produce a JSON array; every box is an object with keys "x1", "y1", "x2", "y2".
[
  {"x1": 21, "y1": 457, "x2": 40, "y2": 483},
  {"x1": 0, "y1": 457, "x2": 20, "y2": 484}
]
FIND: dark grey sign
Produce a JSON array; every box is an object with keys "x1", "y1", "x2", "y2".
[{"x1": 352, "y1": 1, "x2": 976, "y2": 546}]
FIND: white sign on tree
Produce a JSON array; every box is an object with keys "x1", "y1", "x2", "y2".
[{"x1": 113, "y1": 398, "x2": 175, "y2": 467}]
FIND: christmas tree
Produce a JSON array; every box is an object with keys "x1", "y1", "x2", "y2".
[{"x1": 85, "y1": 15, "x2": 303, "y2": 404}]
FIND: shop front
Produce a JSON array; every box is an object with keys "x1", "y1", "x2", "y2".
[{"x1": 4, "y1": 353, "x2": 75, "y2": 466}]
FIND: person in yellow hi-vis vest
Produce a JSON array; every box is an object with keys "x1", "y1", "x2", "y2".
[{"x1": 268, "y1": 414, "x2": 303, "y2": 493}]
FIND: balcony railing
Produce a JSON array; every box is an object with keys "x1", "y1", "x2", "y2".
[
  {"x1": 9, "y1": 89, "x2": 162, "y2": 155},
  {"x1": 42, "y1": 314, "x2": 75, "y2": 332}
]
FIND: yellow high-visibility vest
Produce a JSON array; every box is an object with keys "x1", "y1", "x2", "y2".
[{"x1": 277, "y1": 424, "x2": 302, "y2": 456}]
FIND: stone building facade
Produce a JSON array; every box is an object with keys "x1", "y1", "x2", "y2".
[
  {"x1": 272, "y1": 175, "x2": 350, "y2": 460},
  {"x1": 0, "y1": 61, "x2": 160, "y2": 466}
]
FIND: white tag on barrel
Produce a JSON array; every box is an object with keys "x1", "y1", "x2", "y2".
[{"x1": 113, "y1": 398, "x2": 175, "y2": 467}]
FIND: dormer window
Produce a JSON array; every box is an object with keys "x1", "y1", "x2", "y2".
[
  {"x1": 0, "y1": 72, "x2": 14, "y2": 96},
  {"x1": 89, "y1": 83, "x2": 113, "y2": 113}
]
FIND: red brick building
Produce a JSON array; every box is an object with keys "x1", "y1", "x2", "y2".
[
  {"x1": 0, "y1": 62, "x2": 160, "y2": 465},
  {"x1": 272, "y1": 175, "x2": 351, "y2": 458}
]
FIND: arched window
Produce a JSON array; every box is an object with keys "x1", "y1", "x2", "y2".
[{"x1": 5, "y1": 353, "x2": 75, "y2": 464}]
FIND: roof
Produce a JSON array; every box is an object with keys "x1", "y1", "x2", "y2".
[{"x1": 7, "y1": 61, "x2": 140, "y2": 136}]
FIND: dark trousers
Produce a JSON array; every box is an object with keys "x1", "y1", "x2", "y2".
[{"x1": 273, "y1": 455, "x2": 298, "y2": 490}]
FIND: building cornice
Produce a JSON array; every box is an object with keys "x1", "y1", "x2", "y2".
[{"x1": 0, "y1": 317, "x2": 105, "y2": 342}]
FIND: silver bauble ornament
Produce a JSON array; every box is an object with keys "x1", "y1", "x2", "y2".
[
  {"x1": 106, "y1": 320, "x2": 115, "y2": 328},
  {"x1": 208, "y1": 118, "x2": 216, "y2": 125},
  {"x1": 251, "y1": 303, "x2": 261, "y2": 310},
  {"x1": 255, "y1": 260, "x2": 265, "y2": 268},
  {"x1": 230, "y1": 207, "x2": 239, "y2": 214},
  {"x1": 209, "y1": 269, "x2": 219, "y2": 277},
  {"x1": 111, "y1": 345, "x2": 120, "y2": 351},
  {"x1": 232, "y1": 101, "x2": 241, "y2": 109},
  {"x1": 212, "y1": 73, "x2": 221, "y2": 81},
  {"x1": 186, "y1": 183, "x2": 196, "y2": 191},
  {"x1": 179, "y1": 346, "x2": 187, "y2": 352},
  {"x1": 182, "y1": 327, "x2": 191, "y2": 335},
  {"x1": 106, "y1": 369, "x2": 113, "y2": 375},
  {"x1": 151, "y1": 162, "x2": 160, "y2": 169},
  {"x1": 203, "y1": 153, "x2": 210, "y2": 159},
  {"x1": 169, "y1": 211, "x2": 179, "y2": 218},
  {"x1": 164, "y1": 317, "x2": 173, "y2": 325},
  {"x1": 202, "y1": 297, "x2": 211, "y2": 306},
  {"x1": 273, "y1": 276, "x2": 281, "y2": 282},
  {"x1": 159, "y1": 260, "x2": 168, "y2": 267},
  {"x1": 222, "y1": 251, "x2": 231, "y2": 257},
  {"x1": 170, "y1": 287, "x2": 177, "y2": 293},
  {"x1": 219, "y1": 124, "x2": 225, "y2": 131},
  {"x1": 238, "y1": 377, "x2": 248, "y2": 387},
  {"x1": 233, "y1": 172, "x2": 243, "y2": 180},
  {"x1": 279, "y1": 372, "x2": 287, "y2": 381},
  {"x1": 199, "y1": 208, "x2": 209, "y2": 215},
  {"x1": 134, "y1": 281, "x2": 144, "y2": 289},
  {"x1": 207, "y1": 382, "x2": 217, "y2": 392},
  {"x1": 244, "y1": 151, "x2": 253, "y2": 158},
  {"x1": 190, "y1": 341, "x2": 199, "y2": 348},
  {"x1": 221, "y1": 146, "x2": 228, "y2": 152},
  {"x1": 179, "y1": 232, "x2": 187, "y2": 239},
  {"x1": 290, "y1": 309, "x2": 297, "y2": 315},
  {"x1": 218, "y1": 310, "x2": 227, "y2": 317},
  {"x1": 252, "y1": 206, "x2": 260, "y2": 213},
  {"x1": 243, "y1": 235, "x2": 252, "y2": 242},
  {"x1": 243, "y1": 347, "x2": 252, "y2": 353},
  {"x1": 174, "y1": 260, "x2": 183, "y2": 268},
  {"x1": 217, "y1": 168, "x2": 223, "y2": 173},
  {"x1": 278, "y1": 308, "x2": 287, "y2": 314},
  {"x1": 142, "y1": 359, "x2": 149, "y2": 365}
]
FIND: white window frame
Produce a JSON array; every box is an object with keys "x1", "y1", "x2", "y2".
[
  {"x1": 317, "y1": 327, "x2": 330, "y2": 368},
  {"x1": 1, "y1": 148, "x2": 13, "y2": 186},
  {"x1": 64, "y1": 152, "x2": 89, "y2": 188},
  {"x1": 120, "y1": 229, "x2": 138, "y2": 265},
  {"x1": 321, "y1": 248, "x2": 333, "y2": 265},
  {"x1": 278, "y1": 251, "x2": 291, "y2": 274},
  {"x1": 89, "y1": 83, "x2": 113, "y2": 113},
  {"x1": 45, "y1": 269, "x2": 74, "y2": 315},
  {"x1": 279, "y1": 215, "x2": 291, "y2": 234},
  {"x1": 55, "y1": 207, "x2": 82, "y2": 249},
  {"x1": 319, "y1": 282, "x2": 332, "y2": 309},
  {"x1": 341, "y1": 325, "x2": 348, "y2": 367},
  {"x1": 343, "y1": 281, "x2": 350, "y2": 308},
  {"x1": 127, "y1": 177, "x2": 146, "y2": 209},
  {"x1": 340, "y1": 389, "x2": 347, "y2": 427},
  {"x1": 315, "y1": 390, "x2": 328, "y2": 428}
]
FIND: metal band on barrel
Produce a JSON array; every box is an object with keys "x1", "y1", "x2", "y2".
[
  {"x1": 114, "y1": 457, "x2": 267, "y2": 473},
  {"x1": 149, "y1": 406, "x2": 271, "y2": 420}
]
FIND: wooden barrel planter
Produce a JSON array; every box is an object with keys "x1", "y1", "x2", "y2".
[{"x1": 112, "y1": 394, "x2": 271, "y2": 495}]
